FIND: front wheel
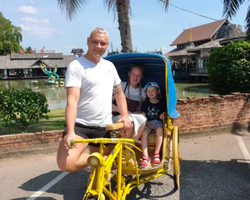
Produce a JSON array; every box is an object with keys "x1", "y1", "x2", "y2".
[
  {"x1": 83, "y1": 193, "x2": 105, "y2": 200},
  {"x1": 172, "y1": 126, "x2": 180, "y2": 189}
]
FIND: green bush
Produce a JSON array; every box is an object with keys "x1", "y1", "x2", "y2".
[
  {"x1": 208, "y1": 40, "x2": 250, "y2": 94},
  {"x1": 0, "y1": 88, "x2": 50, "y2": 134}
]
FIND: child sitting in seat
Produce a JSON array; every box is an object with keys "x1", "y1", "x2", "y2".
[{"x1": 140, "y1": 82, "x2": 166, "y2": 168}]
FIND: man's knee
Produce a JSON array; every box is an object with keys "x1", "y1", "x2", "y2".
[
  {"x1": 57, "y1": 141, "x2": 89, "y2": 172},
  {"x1": 57, "y1": 152, "x2": 78, "y2": 172}
]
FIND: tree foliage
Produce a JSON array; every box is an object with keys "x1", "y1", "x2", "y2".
[
  {"x1": 208, "y1": 40, "x2": 250, "y2": 94},
  {"x1": 57, "y1": 0, "x2": 169, "y2": 52},
  {"x1": 0, "y1": 88, "x2": 50, "y2": 134},
  {"x1": 0, "y1": 12, "x2": 23, "y2": 55}
]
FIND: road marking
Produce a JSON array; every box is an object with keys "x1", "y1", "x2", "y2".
[
  {"x1": 26, "y1": 172, "x2": 69, "y2": 200},
  {"x1": 235, "y1": 135, "x2": 250, "y2": 169}
]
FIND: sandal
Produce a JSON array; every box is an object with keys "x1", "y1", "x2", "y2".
[
  {"x1": 140, "y1": 156, "x2": 151, "y2": 168},
  {"x1": 153, "y1": 153, "x2": 161, "y2": 167}
]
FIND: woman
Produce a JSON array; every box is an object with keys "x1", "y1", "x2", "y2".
[{"x1": 112, "y1": 65, "x2": 146, "y2": 140}]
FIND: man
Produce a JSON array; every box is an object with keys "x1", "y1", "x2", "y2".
[{"x1": 57, "y1": 27, "x2": 131, "y2": 173}]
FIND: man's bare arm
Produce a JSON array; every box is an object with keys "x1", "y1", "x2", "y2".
[
  {"x1": 65, "y1": 87, "x2": 80, "y2": 137},
  {"x1": 113, "y1": 84, "x2": 128, "y2": 117}
]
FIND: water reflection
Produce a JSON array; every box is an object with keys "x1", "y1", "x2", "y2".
[
  {"x1": 175, "y1": 83, "x2": 213, "y2": 99},
  {"x1": 0, "y1": 79, "x2": 66, "y2": 110},
  {"x1": 0, "y1": 80, "x2": 214, "y2": 110}
]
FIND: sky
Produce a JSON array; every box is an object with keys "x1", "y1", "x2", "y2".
[{"x1": 0, "y1": 0, "x2": 249, "y2": 56}]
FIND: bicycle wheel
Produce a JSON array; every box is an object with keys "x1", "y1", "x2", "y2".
[{"x1": 172, "y1": 126, "x2": 180, "y2": 189}]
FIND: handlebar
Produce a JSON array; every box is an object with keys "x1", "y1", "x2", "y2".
[
  {"x1": 106, "y1": 122, "x2": 124, "y2": 130},
  {"x1": 70, "y1": 138, "x2": 135, "y2": 146},
  {"x1": 70, "y1": 122, "x2": 141, "y2": 146}
]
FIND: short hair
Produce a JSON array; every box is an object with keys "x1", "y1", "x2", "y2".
[{"x1": 90, "y1": 27, "x2": 108, "y2": 37}]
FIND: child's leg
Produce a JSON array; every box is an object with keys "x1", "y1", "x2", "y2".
[
  {"x1": 141, "y1": 127, "x2": 150, "y2": 157},
  {"x1": 154, "y1": 126, "x2": 163, "y2": 154},
  {"x1": 140, "y1": 127, "x2": 151, "y2": 168},
  {"x1": 153, "y1": 126, "x2": 163, "y2": 166}
]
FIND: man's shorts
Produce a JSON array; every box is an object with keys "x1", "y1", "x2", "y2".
[
  {"x1": 146, "y1": 120, "x2": 163, "y2": 133},
  {"x1": 63, "y1": 123, "x2": 111, "y2": 147}
]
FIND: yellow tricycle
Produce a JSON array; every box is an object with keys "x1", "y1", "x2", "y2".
[{"x1": 72, "y1": 52, "x2": 181, "y2": 200}]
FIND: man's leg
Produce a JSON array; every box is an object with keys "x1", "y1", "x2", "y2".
[{"x1": 57, "y1": 134, "x2": 89, "y2": 172}]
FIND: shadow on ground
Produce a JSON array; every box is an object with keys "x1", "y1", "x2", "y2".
[
  {"x1": 126, "y1": 174, "x2": 177, "y2": 199},
  {"x1": 12, "y1": 170, "x2": 89, "y2": 200},
  {"x1": 13, "y1": 168, "x2": 177, "y2": 200},
  {"x1": 180, "y1": 159, "x2": 250, "y2": 200},
  {"x1": 11, "y1": 158, "x2": 250, "y2": 200}
]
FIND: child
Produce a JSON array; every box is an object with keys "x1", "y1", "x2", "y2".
[{"x1": 140, "y1": 82, "x2": 166, "y2": 168}]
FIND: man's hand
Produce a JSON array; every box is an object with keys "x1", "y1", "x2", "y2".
[
  {"x1": 64, "y1": 132, "x2": 76, "y2": 149},
  {"x1": 117, "y1": 115, "x2": 132, "y2": 134}
]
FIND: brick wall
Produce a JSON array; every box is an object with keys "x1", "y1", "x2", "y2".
[
  {"x1": 0, "y1": 130, "x2": 62, "y2": 158},
  {"x1": 0, "y1": 93, "x2": 249, "y2": 157},
  {"x1": 174, "y1": 93, "x2": 250, "y2": 133}
]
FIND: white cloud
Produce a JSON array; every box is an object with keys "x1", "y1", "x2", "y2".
[
  {"x1": 21, "y1": 17, "x2": 49, "y2": 24},
  {"x1": 19, "y1": 16, "x2": 63, "y2": 39},
  {"x1": 18, "y1": 6, "x2": 38, "y2": 14},
  {"x1": 19, "y1": 23, "x2": 58, "y2": 39}
]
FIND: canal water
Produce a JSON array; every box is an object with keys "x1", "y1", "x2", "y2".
[{"x1": 0, "y1": 79, "x2": 213, "y2": 110}]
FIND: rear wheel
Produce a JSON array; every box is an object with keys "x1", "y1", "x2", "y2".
[{"x1": 172, "y1": 126, "x2": 180, "y2": 189}]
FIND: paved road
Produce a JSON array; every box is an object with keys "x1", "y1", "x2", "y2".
[{"x1": 1, "y1": 131, "x2": 250, "y2": 200}]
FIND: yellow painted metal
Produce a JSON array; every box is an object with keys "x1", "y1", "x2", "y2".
[
  {"x1": 106, "y1": 122, "x2": 124, "y2": 130},
  {"x1": 87, "y1": 152, "x2": 103, "y2": 168},
  {"x1": 172, "y1": 126, "x2": 180, "y2": 189}
]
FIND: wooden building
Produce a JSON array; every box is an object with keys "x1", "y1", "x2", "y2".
[
  {"x1": 0, "y1": 53, "x2": 75, "y2": 79},
  {"x1": 165, "y1": 19, "x2": 246, "y2": 80}
]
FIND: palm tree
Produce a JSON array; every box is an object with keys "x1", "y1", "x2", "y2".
[
  {"x1": 57, "y1": 0, "x2": 169, "y2": 53},
  {"x1": 222, "y1": 0, "x2": 250, "y2": 40}
]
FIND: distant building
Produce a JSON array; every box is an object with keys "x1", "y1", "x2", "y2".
[
  {"x1": 147, "y1": 49, "x2": 163, "y2": 55},
  {"x1": 71, "y1": 48, "x2": 84, "y2": 57},
  {"x1": 165, "y1": 19, "x2": 246, "y2": 80},
  {"x1": 0, "y1": 53, "x2": 75, "y2": 79}
]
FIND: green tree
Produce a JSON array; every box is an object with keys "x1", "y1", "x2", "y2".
[
  {"x1": 57, "y1": 0, "x2": 169, "y2": 53},
  {"x1": 0, "y1": 12, "x2": 23, "y2": 55},
  {"x1": 0, "y1": 88, "x2": 50, "y2": 134},
  {"x1": 222, "y1": 0, "x2": 250, "y2": 40},
  {"x1": 208, "y1": 40, "x2": 250, "y2": 94}
]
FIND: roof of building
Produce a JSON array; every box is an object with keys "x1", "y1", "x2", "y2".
[
  {"x1": 0, "y1": 53, "x2": 75, "y2": 69},
  {"x1": 187, "y1": 39, "x2": 223, "y2": 52},
  {"x1": 71, "y1": 48, "x2": 84, "y2": 53},
  {"x1": 165, "y1": 46, "x2": 195, "y2": 58},
  {"x1": 219, "y1": 34, "x2": 247, "y2": 45},
  {"x1": 170, "y1": 19, "x2": 228, "y2": 46},
  {"x1": 10, "y1": 53, "x2": 64, "y2": 59}
]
